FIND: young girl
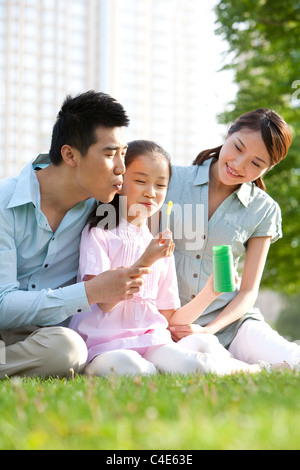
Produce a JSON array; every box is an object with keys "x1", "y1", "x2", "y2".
[
  {"x1": 70, "y1": 140, "x2": 262, "y2": 377},
  {"x1": 164, "y1": 108, "x2": 300, "y2": 371}
]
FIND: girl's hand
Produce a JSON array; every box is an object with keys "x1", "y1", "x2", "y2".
[
  {"x1": 168, "y1": 324, "x2": 209, "y2": 342},
  {"x1": 204, "y1": 272, "x2": 239, "y2": 299},
  {"x1": 205, "y1": 273, "x2": 219, "y2": 298},
  {"x1": 135, "y1": 229, "x2": 175, "y2": 267}
]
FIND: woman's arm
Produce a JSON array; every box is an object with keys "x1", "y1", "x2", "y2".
[{"x1": 168, "y1": 236, "x2": 271, "y2": 340}]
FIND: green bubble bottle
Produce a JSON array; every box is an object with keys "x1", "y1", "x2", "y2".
[{"x1": 212, "y1": 245, "x2": 236, "y2": 293}]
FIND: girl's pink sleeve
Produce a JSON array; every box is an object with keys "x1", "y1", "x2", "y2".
[
  {"x1": 156, "y1": 256, "x2": 181, "y2": 310},
  {"x1": 78, "y1": 226, "x2": 111, "y2": 281}
]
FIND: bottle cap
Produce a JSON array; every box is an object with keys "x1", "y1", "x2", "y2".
[{"x1": 212, "y1": 245, "x2": 231, "y2": 255}]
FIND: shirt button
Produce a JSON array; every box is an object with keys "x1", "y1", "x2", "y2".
[
  {"x1": 77, "y1": 309, "x2": 82, "y2": 313},
  {"x1": 44, "y1": 264, "x2": 49, "y2": 268},
  {"x1": 193, "y1": 273, "x2": 198, "y2": 278},
  {"x1": 191, "y1": 294, "x2": 195, "y2": 299},
  {"x1": 202, "y1": 234, "x2": 206, "y2": 240},
  {"x1": 31, "y1": 284, "x2": 36, "y2": 289},
  {"x1": 196, "y1": 254, "x2": 201, "y2": 260}
]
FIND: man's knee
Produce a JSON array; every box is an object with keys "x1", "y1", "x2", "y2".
[
  {"x1": 34, "y1": 327, "x2": 88, "y2": 376},
  {"x1": 0, "y1": 326, "x2": 88, "y2": 379}
]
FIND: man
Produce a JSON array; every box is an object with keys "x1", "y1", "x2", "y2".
[{"x1": 0, "y1": 91, "x2": 150, "y2": 378}]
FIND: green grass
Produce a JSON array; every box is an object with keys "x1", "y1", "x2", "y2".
[{"x1": 0, "y1": 371, "x2": 299, "y2": 450}]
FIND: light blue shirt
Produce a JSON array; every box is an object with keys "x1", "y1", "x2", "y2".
[
  {"x1": 0, "y1": 154, "x2": 96, "y2": 329},
  {"x1": 163, "y1": 158, "x2": 282, "y2": 346}
]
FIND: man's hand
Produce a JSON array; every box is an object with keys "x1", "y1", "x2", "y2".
[{"x1": 84, "y1": 266, "x2": 151, "y2": 306}]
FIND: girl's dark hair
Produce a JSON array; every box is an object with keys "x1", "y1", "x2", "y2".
[
  {"x1": 88, "y1": 140, "x2": 172, "y2": 230},
  {"x1": 193, "y1": 108, "x2": 292, "y2": 191},
  {"x1": 49, "y1": 90, "x2": 130, "y2": 165}
]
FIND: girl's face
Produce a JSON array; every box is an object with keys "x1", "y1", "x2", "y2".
[
  {"x1": 120, "y1": 153, "x2": 170, "y2": 225},
  {"x1": 216, "y1": 130, "x2": 272, "y2": 186}
]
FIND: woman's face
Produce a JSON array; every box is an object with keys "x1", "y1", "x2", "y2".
[
  {"x1": 120, "y1": 153, "x2": 170, "y2": 225},
  {"x1": 216, "y1": 130, "x2": 272, "y2": 186}
]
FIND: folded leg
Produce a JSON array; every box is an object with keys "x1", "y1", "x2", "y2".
[
  {"x1": 144, "y1": 340, "x2": 260, "y2": 376},
  {"x1": 84, "y1": 349, "x2": 157, "y2": 377}
]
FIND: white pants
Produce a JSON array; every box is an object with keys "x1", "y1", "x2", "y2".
[
  {"x1": 228, "y1": 319, "x2": 300, "y2": 366},
  {"x1": 84, "y1": 334, "x2": 260, "y2": 377}
]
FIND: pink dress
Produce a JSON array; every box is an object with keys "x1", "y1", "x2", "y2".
[{"x1": 70, "y1": 218, "x2": 181, "y2": 363}]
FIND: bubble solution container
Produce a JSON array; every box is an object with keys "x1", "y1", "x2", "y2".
[{"x1": 212, "y1": 245, "x2": 236, "y2": 293}]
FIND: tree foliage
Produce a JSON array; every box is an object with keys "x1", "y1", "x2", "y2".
[
  {"x1": 275, "y1": 292, "x2": 300, "y2": 340},
  {"x1": 215, "y1": 0, "x2": 300, "y2": 295}
]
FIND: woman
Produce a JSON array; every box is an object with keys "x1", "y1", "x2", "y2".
[{"x1": 164, "y1": 108, "x2": 300, "y2": 370}]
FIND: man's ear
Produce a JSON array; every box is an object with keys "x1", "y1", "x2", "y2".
[{"x1": 60, "y1": 145, "x2": 77, "y2": 167}]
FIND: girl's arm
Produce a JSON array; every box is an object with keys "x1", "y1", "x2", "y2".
[
  {"x1": 94, "y1": 233, "x2": 174, "y2": 313},
  {"x1": 168, "y1": 236, "x2": 271, "y2": 340},
  {"x1": 133, "y1": 233, "x2": 174, "y2": 269},
  {"x1": 204, "y1": 236, "x2": 271, "y2": 334},
  {"x1": 159, "y1": 274, "x2": 220, "y2": 325}
]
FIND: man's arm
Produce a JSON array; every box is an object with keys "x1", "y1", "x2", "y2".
[
  {"x1": 0, "y1": 203, "x2": 150, "y2": 329},
  {"x1": 0, "y1": 268, "x2": 150, "y2": 329}
]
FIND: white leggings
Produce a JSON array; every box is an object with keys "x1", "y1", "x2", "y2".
[
  {"x1": 229, "y1": 319, "x2": 300, "y2": 366},
  {"x1": 84, "y1": 334, "x2": 260, "y2": 377}
]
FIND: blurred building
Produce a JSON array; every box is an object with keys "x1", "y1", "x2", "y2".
[{"x1": 0, "y1": 0, "x2": 232, "y2": 178}]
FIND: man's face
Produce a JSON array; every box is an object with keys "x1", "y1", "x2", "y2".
[{"x1": 73, "y1": 126, "x2": 128, "y2": 203}]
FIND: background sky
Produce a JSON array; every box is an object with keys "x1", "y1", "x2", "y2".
[
  {"x1": 188, "y1": 1, "x2": 237, "y2": 146},
  {"x1": 0, "y1": 0, "x2": 238, "y2": 174}
]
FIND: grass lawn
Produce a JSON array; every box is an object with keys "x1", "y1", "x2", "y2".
[{"x1": 0, "y1": 370, "x2": 299, "y2": 450}]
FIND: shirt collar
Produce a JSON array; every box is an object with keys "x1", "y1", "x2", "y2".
[
  {"x1": 193, "y1": 157, "x2": 253, "y2": 207},
  {"x1": 193, "y1": 158, "x2": 212, "y2": 186},
  {"x1": 235, "y1": 182, "x2": 253, "y2": 207},
  {"x1": 7, "y1": 154, "x2": 50, "y2": 209}
]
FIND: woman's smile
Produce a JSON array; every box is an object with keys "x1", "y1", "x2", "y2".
[{"x1": 225, "y1": 163, "x2": 242, "y2": 178}]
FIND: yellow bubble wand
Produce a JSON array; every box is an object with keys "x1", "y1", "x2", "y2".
[
  {"x1": 159, "y1": 201, "x2": 173, "y2": 242},
  {"x1": 166, "y1": 200, "x2": 173, "y2": 230}
]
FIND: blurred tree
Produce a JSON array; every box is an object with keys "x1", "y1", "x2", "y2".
[
  {"x1": 275, "y1": 293, "x2": 300, "y2": 340},
  {"x1": 215, "y1": 0, "x2": 300, "y2": 295}
]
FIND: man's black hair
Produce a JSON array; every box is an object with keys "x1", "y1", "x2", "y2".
[{"x1": 49, "y1": 90, "x2": 130, "y2": 165}]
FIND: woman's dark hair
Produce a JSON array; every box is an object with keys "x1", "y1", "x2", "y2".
[
  {"x1": 49, "y1": 90, "x2": 130, "y2": 165},
  {"x1": 88, "y1": 140, "x2": 172, "y2": 230},
  {"x1": 193, "y1": 108, "x2": 292, "y2": 190}
]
